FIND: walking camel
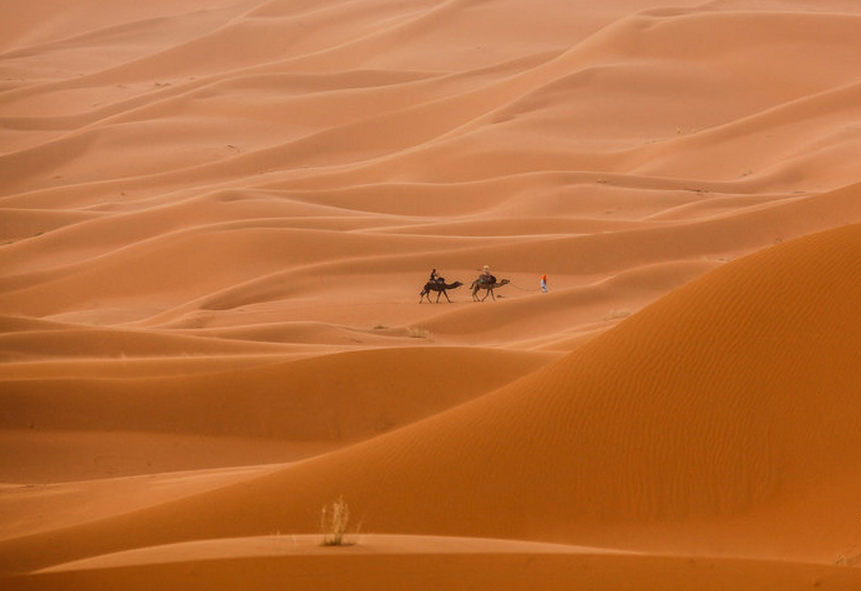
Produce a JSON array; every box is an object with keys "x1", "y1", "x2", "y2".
[
  {"x1": 420, "y1": 280, "x2": 463, "y2": 303},
  {"x1": 471, "y1": 277, "x2": 509, "y2": 301}
]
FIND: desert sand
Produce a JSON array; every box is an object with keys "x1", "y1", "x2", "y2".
[{"x1": 2, "y1": 0, "x2": 861, "y2": 589}]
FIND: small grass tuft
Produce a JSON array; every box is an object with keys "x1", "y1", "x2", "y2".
[
  {"x1": 320, "y1": 496, "x2": 353, "y2": 547},
  {"x1": 604, "y1": 308, "x2": 632, "y2": 320},
  {"x1": 407, "y1": 326, "x2": 432, "y2": 339},
  {"x1": 835, "y1": 553, "x2": 859, "y2": 566}
]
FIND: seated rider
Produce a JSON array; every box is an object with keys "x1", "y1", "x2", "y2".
[
  {"x1": 429, "y1": 269, "x2": 444, "y2": 284},
  {"x1": 479, "y1": 265, "x2": 495, "y2": 285}
]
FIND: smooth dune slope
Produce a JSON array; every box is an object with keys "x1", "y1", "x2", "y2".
[
  {"x1": 4, "y1": 538, "x2": 861, "y2": 591},
  {"x1": 0, "y1": 346, "x2": 551, "y2": 443}
]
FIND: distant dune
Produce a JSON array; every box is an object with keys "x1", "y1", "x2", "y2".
[{"x1": 2, "y1": 0, "x2": 861, "y2": 589}]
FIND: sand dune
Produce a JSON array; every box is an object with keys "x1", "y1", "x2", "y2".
[
  {"x1": 0, "y1": 346, "x2": 551, "y2": 444},
  {"x1": 3, "y1": 0, "x2": 861, "y2": 588},
  {"x1": 2, "y1": 216, "x2": 861, "y2": 580}
]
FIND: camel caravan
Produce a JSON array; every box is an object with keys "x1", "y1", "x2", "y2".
[{"x1": 419, "y1": 266, "x2": 511, "y2": 303}]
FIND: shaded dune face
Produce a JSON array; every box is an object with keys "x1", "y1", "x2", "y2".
[{"x1": 0, "y1": 347, "x2": 551, "y2": 441}]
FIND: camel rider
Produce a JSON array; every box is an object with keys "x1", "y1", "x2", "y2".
[
  {"x1": 479, "y1": 265, "x2": 495, "y2": 285},
  {"x1": 430, "y1": 269, "x2": 444, "y2": 284}
]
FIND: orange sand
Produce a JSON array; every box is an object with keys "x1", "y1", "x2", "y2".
[{"x1": 2, "y1": 0, "x2": 861, "y2": 589}]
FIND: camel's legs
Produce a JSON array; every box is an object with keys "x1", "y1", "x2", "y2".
[{"x1": 442, "y1": 290, "x2": 452, "y2": 303}]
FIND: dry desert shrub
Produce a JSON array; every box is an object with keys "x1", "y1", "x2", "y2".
[
  {"x1": 320, "y1": 496, "x2": 352, "y2": 547},
  {"x1": 835, "y1": 553, "x2": 861, "y2": 566},
  {"x1": 407, "y1": 326, "x2": 432, "y2": 339},
  {"x1": 604, "y1": 308, "x2": 632, "y2": 320}
]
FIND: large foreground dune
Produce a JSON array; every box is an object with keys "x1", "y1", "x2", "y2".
[{"x1": 2, "y1": 0, "x2": 861, "y2": 589}]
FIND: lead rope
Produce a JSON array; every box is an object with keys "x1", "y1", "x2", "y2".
[{"x1": 508, "y1": 281, "x2": 542, "y2": 292}]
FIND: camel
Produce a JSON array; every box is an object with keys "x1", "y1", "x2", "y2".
[
  {"x1": 420, "y1": 280, "x2": 463, "y2": 303},
  {"x1": 471, "y1": 277, "x2": 510, "y2": 301}
]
